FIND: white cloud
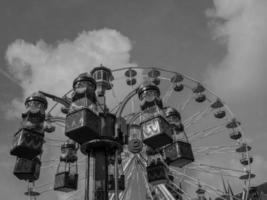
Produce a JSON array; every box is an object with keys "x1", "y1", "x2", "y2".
[
  {"x1": 5, "y1": 28, "x2": 134, "y2": 118},
  {"x1": 4, "y1": 29, "x2": 136, "y2": 199},
  {"x1": 205, "y1": 0, "x2": 267, "y2": 101},
  {"x1": 204, "y1": 1, "x2": 267, "y2": 190}
]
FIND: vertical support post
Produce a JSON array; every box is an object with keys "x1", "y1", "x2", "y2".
[
  {"x1": 84, "y1": 149, "x2": 109, "y2": 200},
  {"x1": 84, "y1": 154, "x2": 90, "y2": 200},
  {"x1": 114, "y1": 149, "x2": 119, "y2": 200},
  {"x1": 95, "y1": 150, "x2": 109, "y2": 200},
  {"x1": 242, "y1": 187, "x2": 248, "y2": 200}
]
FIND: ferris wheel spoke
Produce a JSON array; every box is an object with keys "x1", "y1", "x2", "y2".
[
  {"x1": 161, "y1": 182, "x2": 188, "y2": 200},
  {"x1": 188, "y1": 123, "x2": 227, "y2": 140},
  {"x1": 120, "y1": 166, "x2": 137, "y2": 200},
  {"x1": 123, "y1": 112, "x2": 139, "y2": 121},
  {"x1": 137, "y1": 157, "x2": 168, "y2": 200},
  {"x1": 45, "y1": 89, "x2": 73, "y2": 113},
  {"x1": 167, "y1": 182, "x2": 194, "y2": 200},
  {"x1": 185, "y1": 166, "x2": 241, "y2": 178},
  {"x1": 41, "y1": 163, "x2": 57, "y2": 170},
  {"x1": 46, "y1": 115, "x2": 66, "y2": 123},
  {"x1": 162, "y1": 84, "x2": 174, "y2": 104},
  {"x1": 110, "y1": 102, "x2": 122, "y2": 113},
  {"x1": 53, "y1": 121, "x2": 65, "y2": 128},
  {"x1": 171, "y1": 168, "x2": 242, "y2": 200},
  {"x1": 179, "y1": 94, "x2": 193, "y2": 112},
  {"x1": 35, "y1": 182, "x2": 54, "y2": 190},
  {"x1": 183, "y1": 110, "x2": 203, "y2": 125},
  {"x1": 39, "y1": 187, "x2": 54, "y2": 195},
  {"x1": 121, "y1": 156, "x2": 131, "y2": 169},
  {"x1": 121, "y1": 157, "x2": 132, "y2": 169},
  {"x1": 173, "y1": 167, "x2": 188, "y2": 184},
  {"x1": 140, "y1": 168, "x2": 154, "y2": 200},
  {"x1": 191, "y1": 128, "x2": 226, "y2": 142},
  {"x1": 184, "y1": 110, "x2": 211, "y2": 129},
  {"x1": 194, "y1": 148, "x2": 237, "y2": 158},
  {"x1": 195, "y1": 150, "x2": 236, "y2": 159},
  {"x1": 157, "y1": 185, "x2": 176, "y2": 200},
  {"x1": 43, "y1": 142, "x2": 61, "y2": 148},
  {"x1": 188, "y1": 126, "x2": 224, "y2": 142},
  {"x1": 194, "y1": 149, "x2": 236, "y2": 157},
  {"x1": 183, "y1": 179, "x2": 222, "y2": 199},
  {"x1": 127, "y1": 110, "x2": 144, "y2": 124},
  {"x1": 43, "y1": 140, "x2": 62, "y2": 146},
  {"x1": 139, "y1": 157, "x2": 149, "y2": 174},
  {"x1": 193, "y1": 145, "x2": 237, "y2": 153},
  {"x1": 183, "y1": 106, "x2": 212, "y2": 128},
  {"x1": 62, "y1": 189, "x2": 83, "y2": 200},
  {"x1": 137, "y1": 153, "x2": 147, "y2": 166},
  {"x1": 110, "y1": 165, "x2": 135, "y2": 200},
  {"x1": 45, "y1": 137, "x2": 66, "y2": 143},
  {"x1": 171, "y1": 167, "x2": 225, "y2": 193},
  {"x1": 121, "y1": 184, "x2": 132, "y2": 200},
  {"x1": 46, "y1": 119, "x2": 66, "y2": 127},
  {"x1": 157, "y1": 76, "x2": 170, "y2": 81},
  {"x1": 123, "y1": 187, "x2": 132, "y2": 200},
  {"x1": 77, "y1": 157, "x2": 87, "y2": 164},
  {"x1": 224, "y1": 105, "x2": 236, "y2": 121},
  {"x1": 41, "y1": 159, "x2": 57, "y2": 164},
  {"x1": 137, "y1": 156, "x2": 174, "y2": 200},
  {"x1": 184, "y1": 113, "x2": 202, "y2": 129},
  {"x1": 123, "y1": 156, "x2": 136, "y2": 176},
  {"x1": 125, "y1": 165, "x2": 135, "y2": 182},
  {"x1": 124, "y1": 158, "x2": 136, "y2": 180},
  {"x1": 191, "y1": 163, "x2": 244, "y2": 173},
  {"x1": 111, "y1": 85, "x2": 119, "y2": 101},
  {"x1": 184, "y1": 179, "x2": 241, "y2": 200},
  {"x1": 179, "y1": 177, "x2": 222, "y2": 200},
  {"x1": 134, "y1": 157, "x2": 146, "y2": 175}
]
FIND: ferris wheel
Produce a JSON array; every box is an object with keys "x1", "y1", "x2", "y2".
[{"x1": 9, "y1": 65, "x2": 255, "y2": 200}]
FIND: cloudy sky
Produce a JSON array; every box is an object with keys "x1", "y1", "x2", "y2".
[{"x1": 1, "y1": 0, "x2": 267, "y2": 199}]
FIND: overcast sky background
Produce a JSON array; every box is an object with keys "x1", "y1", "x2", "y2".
[{"x1": 1, "y1": 0, "x2": 267, "y2": 199}]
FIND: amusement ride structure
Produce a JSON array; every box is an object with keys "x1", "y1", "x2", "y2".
[{"x1": 9, "y1": 65, "x2": 256, "y2": 200}]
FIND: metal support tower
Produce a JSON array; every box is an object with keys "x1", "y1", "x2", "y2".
[
  {"x1": 82, "y1": 89, "x2": 118, "y2": 200},
  {"x1": 84, "y1": 150, "x2": 109, "y2": 200}
]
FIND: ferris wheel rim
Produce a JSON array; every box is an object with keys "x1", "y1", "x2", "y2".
[
  {"x1": 108, "y1": 66, "x2": 253, "y2": 199},
  {"x1": 19, "y1": 65, "x2": 255, "y2": 200}
]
